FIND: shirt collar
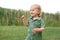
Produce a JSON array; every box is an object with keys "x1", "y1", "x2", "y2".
[
  {"x1": 30, "y1": 16, "x2": 41, "y2": 20},
  {"x1": 38, "y1": 17, "x2": 41, "y2": 20}
]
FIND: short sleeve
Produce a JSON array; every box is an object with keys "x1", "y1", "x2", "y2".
[{"x1": 40, "y1": 19, "x2": 45, "y2": 28}]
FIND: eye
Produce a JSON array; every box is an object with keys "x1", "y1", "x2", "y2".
[{"x1": 30, "y1": 9, "x2": 34, "y2": 11}]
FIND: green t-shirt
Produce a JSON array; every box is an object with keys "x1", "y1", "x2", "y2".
[{"x1": 25, "y1": 16, "x2": 45, "y2": 40}]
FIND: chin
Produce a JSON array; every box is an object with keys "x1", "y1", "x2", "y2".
[
  {"x1": 30, "y1": 15, "x2": 34, "y2": 17},
  {"x1": 30, "y1": 14, "x2": 34, "y2": 16}
]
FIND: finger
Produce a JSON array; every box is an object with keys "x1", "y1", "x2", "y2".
[{"x1": 21, "y1": 15, "x2": 25, "y2": 19}]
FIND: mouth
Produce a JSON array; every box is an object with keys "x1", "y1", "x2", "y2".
[
  {"x1": 31, "y1": 13, "x2": 34, "y2": 14},
  {"x1": 30, "y1": 13, "x2": 34, "y2": 16}
]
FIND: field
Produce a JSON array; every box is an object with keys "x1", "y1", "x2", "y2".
[{"x1": 0, "y1": 26, "x2": 60, "y2": 40}]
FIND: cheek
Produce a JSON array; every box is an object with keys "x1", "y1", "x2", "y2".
[
  {"x1": 33, "y1": 11, "x2": 38, "y2": 15},
  {"x1": 34, "y1": 10, "x2": 39, "y2": 13}
]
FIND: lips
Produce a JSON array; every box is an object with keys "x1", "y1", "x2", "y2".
[
  {"x1": 30, "y1": 13, "x2": 34, "y2": 15},
  {"x1": 31, "y1": 13, "x2": 34, "y2": 14}
]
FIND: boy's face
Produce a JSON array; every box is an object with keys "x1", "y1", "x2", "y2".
[{"x1": 30, "y1": 5, "x2": 40, "y2": 17}]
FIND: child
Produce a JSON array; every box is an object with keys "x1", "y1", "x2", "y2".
[{"x1": 21, "y1": 4, "x2": 45, "y2": 40}]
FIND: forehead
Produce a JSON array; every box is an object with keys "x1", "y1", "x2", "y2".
[{"x1": 30, "y1": 5, "x2": 40, "y2": 10}]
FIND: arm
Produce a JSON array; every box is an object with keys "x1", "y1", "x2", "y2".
[
  {"x1": 21, "y1": 15, "x2": 29, "y2": 27},
  {"x1": 32, "y1": 27, "x2": 44, "y2": 33}
]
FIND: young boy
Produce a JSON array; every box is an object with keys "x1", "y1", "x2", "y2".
[{"x1": 21, "y1": 4, "x2": 45, "y2": 40}]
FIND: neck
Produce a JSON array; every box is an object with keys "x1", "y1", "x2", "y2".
[
  {"x1": 33, "y1": 16, "x2": 39, "y2": 20},
  {"x1": 33, "y1": 15, "x2": 39, "y2": 18}
]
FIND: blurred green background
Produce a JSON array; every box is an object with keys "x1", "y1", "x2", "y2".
[{"x1": 0, "y1": 7, "x2": 60, "y2": 40}]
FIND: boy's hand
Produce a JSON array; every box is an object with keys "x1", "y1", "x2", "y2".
[
  {"x1": 32, "y1": 28, "x2": 44, "y2": 34},
  {"x1": 21, "y1": 15, "x2": 26, "y2": 21},
  {"x1": 32, "y1": 28, "x2": 40, "y2": 34},
  {"x1": 21, "y1": 15, "x2": 28, "y2": 26}
]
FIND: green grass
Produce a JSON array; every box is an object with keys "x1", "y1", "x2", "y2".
[
  {"x1": 43, "y1": 27, "x2": 60, "y2": 40},
  {"x1": 0, "y1": 26, "x2": 60, "y2": 40}
]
